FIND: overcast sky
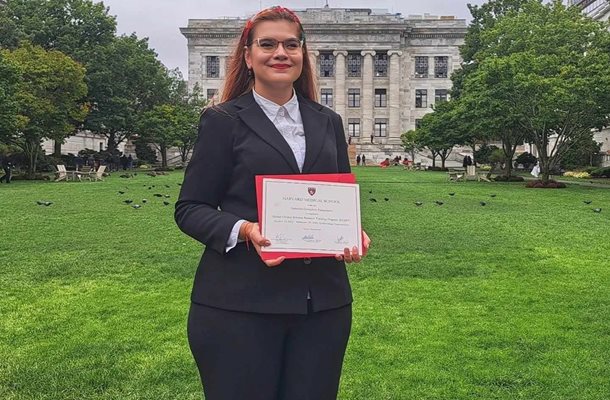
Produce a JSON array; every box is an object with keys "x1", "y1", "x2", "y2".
[{"x1": 100, "y1": 0, "x2": 486, "y2": 76}]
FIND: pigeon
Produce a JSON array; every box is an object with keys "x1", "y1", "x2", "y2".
[
  {"x1": 124, "y1": 199, "x2": 133, "y2": 204},
  {"x1": 384, "y1": 197, "x2": 389, "y2": 202},
  {"x1": 415, "y1": 201, "x2": 423, "y2": 206},
  {"x1": 118, "y1": 191, "x2": 125, "y2": 195},
  {"x1": 153, "y1": 193, "x2": 163, "y2": 197},
  {"x1": 584, "y1": 200, "x2": 592, "y2": 205},
  {"x1": 435, "y1": 201, "x2": 444, "y2": 206},
  {"x1": 177, "y1": 183, "x2": 182, "y2": 186},
  {"x1": 490, "y1": 194, "x2": 497, "y2": 198},
  {"x1": 132, "y1": 204, "x2": 141, "y2": 209},
  {"x1": 43, "y1": 201, "x2": 53, "y2": 206},
  {"x1": 164, "y1": 194, "x2": 171, "y2": 198},
  {"x1": 165, "y1": 185, "x2": 170, "y2": 188},
  {"x1": 142, "y1": 199, "x2": 148, "y2": 203},
  {"x1": 36, "y1": 201, "x2": 45, "y2": 205},
  {"x1": 163, "y1": 201, "x2": 170, "y2": 206},
  {"x1": 480, "y1": 201, "x2": 487, "y2": 206},
  {"x1": 368, "y1": 190, "x2": 373, "y2": 194},
  {"x1": 593, "y1": 208, "x2": 602, "y2": 213},
  {"x1": 369, "y1": 198, "x2": 377, "y2": 202},
  {"x1": 37, "y1": 200, "x2": 53, "y2": 206},
  {"x1": 148, "y1": 186, "x2": 152, "y2": 190},
  {"x1": 449, "y1": 192, "x2": 455, "y2": 196}
]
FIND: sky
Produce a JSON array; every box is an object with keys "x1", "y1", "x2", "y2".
[{"x1": 100, "y1": 0, "x2": 487, "y2": 76}]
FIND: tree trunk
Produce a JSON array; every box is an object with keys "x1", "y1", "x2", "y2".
[
  {"x1": 23, "y1": 138, "x2": 41, "y2": 179},
  {"x1": 160, "y1": 143, "x2": 168, "y2": 168},
  {"x1": 54, "y1": 140, "x2": 62, "y2": 157},
  {"x1": 105, "y1": 132, "x2": 117, "y2": 154},
  {"x1": 471, "y1": 144, "x2": 477, "y2": 166}
]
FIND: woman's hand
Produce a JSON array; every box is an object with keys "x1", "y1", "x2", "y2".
[
  {"x1": 239, "y1": 221, "x2": 285, "y2": 267},
  {"x1": 335, "y1": 230, "x2": 371, "y2": 263}
]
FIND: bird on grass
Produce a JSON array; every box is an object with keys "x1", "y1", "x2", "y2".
[
  {"x1": 165, "y1": 185, "x2": 170, "y2": 188},
  {"x1": 490, "y1": 194, "x2": 497, "y2": 198},
  {"x1": 148, "y1": 186, "x2": 152, "y2": 190},
  {"x1": 118, "y1": 191, "x2": 125, "y2": 195},
  {"x1": 369, "y1": 198, "x2": 377, "y2": 202},
  {"x1": 368, "y1": 190, "x2": 373, "y2": 194},
  {"x1": 142, "y1": 199, "x2": 148, "y2": 204},
  {"x1": 584, "y1": 200, "x2": 592, "y2": 205},
  {"x1": 36, "y1": 201, "x2": 53, "y2": 206},
  {"x1": 480, "y1": 201, "x2": 487, "y2": 206},
  {"x1": 415, "y1": 201, "x2": 423, "y2": 206},
  {"x1": 177, "y1": 183, "x2": 182, "y2": 186},
  {"x1": 449, "y1": 192, "x2": 455, "y2": 196},
  {"x1": 153, "y1": 193, "x2": 163, "y2": 197},
  {"x1": 132, "y1": 204, "x2": 141, "y2": 209},
  {"x1": 164, "y1": 194, "x2": 171, "y2": 198},
  {"x1": 593, "y1": 208, "x2": 602, "y2": 213},
  {"x1": 163, "y1": 201, "x2": 170, "y2": 206},
  {"x1": 384, "y1": 197, "x2": 389, "y2": 202},
  {"x1": 435, "y1": 201, "x2": 444, "y2": 206},
  {"x1": 123, "y1": 199, "x2": 133, "y2": 204}
]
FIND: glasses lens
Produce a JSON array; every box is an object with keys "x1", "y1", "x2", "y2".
[
  {"x1": 258, "y1": 38, "x2": 278, "y2": 51},
  {"x1": 283, "y1": 39, "x2": 302, "y2": 51}
]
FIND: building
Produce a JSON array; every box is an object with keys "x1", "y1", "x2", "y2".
[
  {"x1": 570, "y1": 0, "x2": 610, "y2": 166},
  {"x1": 181, "y1": 8, "x2": 467, "y2": 163}
]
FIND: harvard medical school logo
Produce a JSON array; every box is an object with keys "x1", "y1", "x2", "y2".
[{"x1": 307, "y1": 187, "x2": 316, "y2": 196}]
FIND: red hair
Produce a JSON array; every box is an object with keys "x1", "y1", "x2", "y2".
[{"x1": 220, "y1": 6, "x2": 317, "y2": 103}]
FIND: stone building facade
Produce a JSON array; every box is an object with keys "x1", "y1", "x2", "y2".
[{"x1": 181, "y1": 8, "x2": 467, "y2": 163}]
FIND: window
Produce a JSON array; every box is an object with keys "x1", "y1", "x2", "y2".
[
  {"x1": 206, "y1": 56, "x2": 219, "y2": 78},
  {"x1": 415, "y1": 89, "x2": 427, "y2": 108},
  {"x1": 434, "y1": 56, "x2": 448, "y2": 78},
  {"x1": 99, "y1": 142, "x2": 104, "y2": 152},
  {"x1": 320, "y1": 88, "x2": 333, "y2": 108},
  {"x1": 348, "y1": 88, "x2": 360, "y2": 108},
  {"x1": 374, "y1": 53, "x2": 388, "y2": 77},
  {"x1": 435, "y1": 89, "x2": 449, "y2": 103},
  {"x1": 207, "y1": 89, "x2": 218, "y2": 100},
  {"x1": 374, "y1": 88, "x2": 387, "y2": 108},
  {"x1": 319, "y1": 52, "x2": 335, "y2": 77},
  {"x1": 348, "y1": 118, "x2": 360, "y2": 137},
  {"x1": 415, "y1": 119, "x2": 423, "y2": 129},
  {"x1": 347, "y1": 53, "x2": 362, "y2": 77},
  {"x1": 374, "y1": 119, "x2": 388, "y2": 137},
  {"x1": 415, "y1": 56, "x2": 428, "y2": 78}
]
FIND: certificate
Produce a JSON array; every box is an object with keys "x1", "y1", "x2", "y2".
[{"x1": 260, "y1": 178, "x2": 362, "y2": 256}]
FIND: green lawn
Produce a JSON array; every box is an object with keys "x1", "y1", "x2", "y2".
[{"x1": 1, "y1": 167, "x2": 609, "y2": 399}]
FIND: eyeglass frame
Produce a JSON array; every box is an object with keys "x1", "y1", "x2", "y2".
[{"x1": 247, "y1": 37, "x2": 305, "y2": 54}]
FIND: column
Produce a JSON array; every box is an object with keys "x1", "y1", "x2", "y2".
[
  {"x1": 388, "y1": 50, "x2": 403, "y2": 144},
  {"x1": 361, "y1": 50, "x2": 375, "y2": 144},
  {"x1": 333, "y1": 50, "x2": 348, "y2": 122}
]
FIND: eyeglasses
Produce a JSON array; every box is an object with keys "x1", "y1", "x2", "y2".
[{"x1": 251, "y1": 37, "x2": 303, "y2": 54}]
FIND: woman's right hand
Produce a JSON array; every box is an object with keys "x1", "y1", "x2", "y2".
[{"x1": 239, "y1": 222, "x2": 285, "y2": 267}]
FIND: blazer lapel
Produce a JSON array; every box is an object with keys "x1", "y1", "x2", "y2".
[
  {"x1": 235, "y1": 92, "x2": 300, "y2": 174},
  {"x1": 299, "y1": 95, "x2": 330, "y2": 174}
]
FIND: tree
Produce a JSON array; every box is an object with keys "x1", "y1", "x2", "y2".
[
  {"x1": 400, "y1": 129, "x2": 420, "y2": 164},
  {"x1": 0, "y1": 0, "x2": 117, "y2": 155},
  {"x1": 0, "y1": 52, "x2": 20, "y2": 140},
  {"x1": 2, "y1": 44, "x2": 88, "y2": 177},
  {"x1": 84, "y1": 34, "x2": 171, "y2": 154},
  {"x1": 415, "y1": 101, "x2": 468, "y2": 169},
  {"x1": 472, "y1": 0, "x2": 610, "y2": 183}
]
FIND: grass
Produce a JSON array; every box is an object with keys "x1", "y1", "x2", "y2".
[{"x1": 1, "y1": 167, "x2": 609, "y2": 399}]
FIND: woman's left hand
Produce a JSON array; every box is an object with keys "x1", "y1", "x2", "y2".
[{"x1": 335, "y1": 230, "x2": 371, "y2": 263}]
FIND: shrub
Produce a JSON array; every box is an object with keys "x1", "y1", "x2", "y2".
[
  {"x1": 493, "y1": 175, "x2": 525, "y2": 182},
  {"x1": 427, "y1": 166, "x2": 448, "y2": 171},
  {"x1": 474, "y1": 144, "x2": 500, "y2": 165},
  {"x1": 564, "y1": 171, "x2": 591, "y2": 179},
  {"x1": 590, "y1": 167, "x2": 610, "y2": 178},
  {"x1": 526, "y1": 179, "x2": 567, "y2": 189},
  {"x1": 515, "y1": 152, "x2": 537, "y2": 169}
]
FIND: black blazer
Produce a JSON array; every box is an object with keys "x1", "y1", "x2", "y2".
[{"x1": 175, "y1": 91, "x2": 353, "y2": 315}]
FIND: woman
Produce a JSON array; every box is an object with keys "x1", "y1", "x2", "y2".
[{"x1": 175, "y1": 6, "x2": 370, "y2": 400}]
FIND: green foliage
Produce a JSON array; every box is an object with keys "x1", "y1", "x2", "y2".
[
  {"x1": 2, "y1": 43, "x2": 88, "y2": 177},
  {"x1": 560, "y1": 135, "x2": 602, "y2": 169},
  {"x1": 515, "y1": 151, "x2": 537, "y2": 168},
  {"x1": 474, "y1": 144, "x2": 500, "y2": 165},
  {"x1": 84, "y1": 34, "x2": 171, "y2": 152},
  {"x1": 0, "y1": 52, "x2": 20, "y2": 140}
]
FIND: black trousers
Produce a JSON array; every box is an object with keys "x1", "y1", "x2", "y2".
[{"x1": 187, "y1": 301, "x2": 352, "y2": 400}]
